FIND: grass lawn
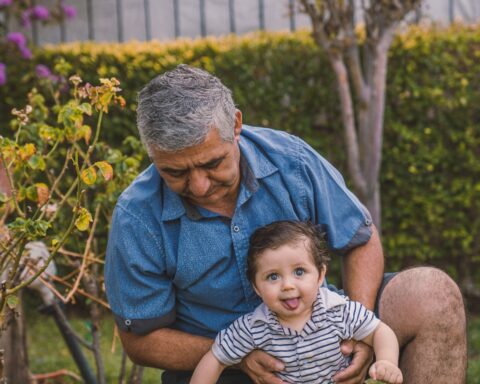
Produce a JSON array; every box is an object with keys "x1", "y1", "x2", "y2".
[{"x1": 25, "y1": 307, "x2": 480, "y2": 383}]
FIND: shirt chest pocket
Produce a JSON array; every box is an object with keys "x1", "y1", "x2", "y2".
[{"x1": 173, "y1": 219, "x2": 235, "y2": 291}]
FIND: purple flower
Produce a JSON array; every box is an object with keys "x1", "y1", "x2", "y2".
[
  {"x1": 7, "y1": 32, "x2": 27, "y2": 48},
  {"x1": 31, "y1": 5, "x2": 50, "y2": 21},
  {"x1": 62, "y1": 4, "x2": 77, "y2": 19},
  {"x1": 19, "y1": 45, "x2": 33, "y2": 59},
  {"x1": 0, "y1": 63, "x2": 6, "y2": 86},
  {"x1": 0, "y1": 0, "x2": 12, "y2": 7},
  {"x1": 36, "y1": 64, "x2": 52, "y2": 79}
]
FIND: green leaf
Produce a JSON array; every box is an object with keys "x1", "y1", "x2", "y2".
[
  {"x1": 25, "y1": 186, "x2": 38, "y2": 202},
  {"x1": 28, "y1": 155, "x2": 46, "y2": 171},
  {"x1": 6, "y1": 295, "x2": 18, "y2": 310},
  {"x1": 51, "y1": 238, "x2": 59, "y2": 248},
  {"x1": 74, "y1": 207, "x2": 93, "y2": 231},
  {"x1": 81, "y1": 166, "x2": 97, "y2": 185},
  {"x1": 0, "y1": 192, "x2": 8, "y2": 203},
  {"x1": 78, "y1": 103, "x2": 93, "y2": 116}
]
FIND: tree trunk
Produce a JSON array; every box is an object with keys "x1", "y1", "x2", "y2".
[{"x1": 0, "y1": 293, "x2": 31, "y2": 383}]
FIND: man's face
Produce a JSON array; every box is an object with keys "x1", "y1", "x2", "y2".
[{"x1": 150, "y1": 112, "x2": 242, "y2": 212}]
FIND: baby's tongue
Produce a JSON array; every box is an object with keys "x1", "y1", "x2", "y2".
[{"x1": 283, "y1": 298, "x2": 299, "y2": 310}]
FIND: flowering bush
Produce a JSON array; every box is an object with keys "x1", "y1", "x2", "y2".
[{"x1": 0, "y1": 0, "x2": 76, "y2": 86}]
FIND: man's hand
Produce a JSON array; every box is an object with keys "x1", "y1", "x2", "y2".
[
  {"x1": 333, "y1": 340, "x2": 374, "y2": 384},
  {"x1": 240, "y1": 350, "x2": 286, "y2": 384}
]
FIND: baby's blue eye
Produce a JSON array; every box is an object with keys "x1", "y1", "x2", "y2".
[
  {"x1": 294, "y1": 268, "x2": 305, "y2": 277},
  {"x1": 267, "y1": 273, "x2": 279, "y2": 281}
]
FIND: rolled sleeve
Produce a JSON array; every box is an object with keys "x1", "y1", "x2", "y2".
[
  {"x1": 211, "y1": 315, "x2": 255, "y2": 366},
  {"x1": 300, "y1": 141, "x2": 373, "y2": 252},
  {"x1": 105, "y1": 203, "x2": 175, "y2": 335},
  {"x1": 342, "y1": 299, "x2": 381, "y2": 341}
]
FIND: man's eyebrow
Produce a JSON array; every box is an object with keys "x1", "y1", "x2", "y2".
[
  {"x1": 159, "y1": 154, "x2": 227, "y2": 172},
  {"x1": 199, "y1": 155, "x2": 226, "y2": 167}
]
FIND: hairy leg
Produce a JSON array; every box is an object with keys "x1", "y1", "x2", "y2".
[{"x1": 379, "y1": 267, "x2": 467, "y2": 383}]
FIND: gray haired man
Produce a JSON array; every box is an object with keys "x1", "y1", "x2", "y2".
[{"x1": 105, "y1": 64, "x2": 467, "y2": 384}]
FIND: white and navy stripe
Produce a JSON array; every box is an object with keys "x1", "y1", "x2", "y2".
[{"x1": 212, "y1": 288, "x2": 380, "y2": 384}]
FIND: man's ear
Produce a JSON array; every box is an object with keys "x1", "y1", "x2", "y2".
[
  {"x1": 233, "y1": 109, "x2": 242, "y2": 140},
  {"x1": 252, "y1": 282, "x2": 260, "y2": 297},
  {"x1": 318, "y1": 264, "x2": 327, "y2": 284}
]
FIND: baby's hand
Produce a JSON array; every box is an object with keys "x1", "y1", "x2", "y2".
[{"x1": 368, "y1": 360, "x2": 403, "y2": 384}]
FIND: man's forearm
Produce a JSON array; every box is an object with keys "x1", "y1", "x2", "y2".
[
  {"x1": 341, "y1": 224, "x2": 384, "y2": 310},
  {"x1": 119, "y1": 327, "x2": 213, "y2": 370}
]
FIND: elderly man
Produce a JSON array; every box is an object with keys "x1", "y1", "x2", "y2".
[{"x1": 105, "y1": 65, "x2": 466, "y2": 384}]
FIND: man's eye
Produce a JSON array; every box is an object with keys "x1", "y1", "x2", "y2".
[
  {"x1": 267, "y1": 273, "x2": 279, "y2": 281},
  {"x1": 294, "y1": 268, "x2": 305, "y2": 277},
  {"x1": 203, "y1": 159, "x2": 222, "y2": 170},
  {"x1": 165, "y1": 170, "x2": 187, "y2": 177}
]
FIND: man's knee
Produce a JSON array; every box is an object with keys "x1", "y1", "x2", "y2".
[{"x1": 379, "y1": 267, "x2": 466, "y2": 343}]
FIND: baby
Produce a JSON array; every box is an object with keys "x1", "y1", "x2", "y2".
[{"x1": 191, "y1": 221, "x2": 403, "y2": 384}]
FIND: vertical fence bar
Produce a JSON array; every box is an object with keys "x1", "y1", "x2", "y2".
[
  {"x1": 60, "y1": 18, "x2": 66, "y2": 42},
  {"x1": 173, "y1": 0, "x2": 180, "y2": 38},
  {"x1": 200, "y1": 0, "x2": 206, "y2": 37},
  {"x1": 116, "y1": 0, "x2": 124, "y2": 42},
  {"x1": 258, "y1": 0, "x2": 265, "y2": 30},
  {"x1": 228, "y1": 0, "x2": 236, "y2": 33},
  {"x1": 31, "y1": 0, "x2": 39, "y2": 45},
  {"x1": 448, "y1": 0, "x2": 454, "y2": 23},
  {"x1": 86, "y1": 0, "x2": 94, "y2": 40},
  {"x1": 288, "y1": 0, "x2": 296, "y2": 31},
  {"x1": 144, "y1": 0, "x2": 152, "y2": 40}
]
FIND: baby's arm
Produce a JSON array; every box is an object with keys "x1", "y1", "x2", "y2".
[
  {"x1": 190, "y1": 349, "x2": 226, "y2": 384},
  {"x1": 361, "y1": 322, "x2": 403, "y2": 384}
]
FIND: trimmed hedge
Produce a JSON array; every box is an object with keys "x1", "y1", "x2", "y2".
[{"x1": 1, "y1": 26, "x2": 479, "y2": 293}]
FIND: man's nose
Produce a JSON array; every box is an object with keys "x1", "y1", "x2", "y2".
[{"x1": 188, "y1": 169, "x2": 211, "y2": 197}]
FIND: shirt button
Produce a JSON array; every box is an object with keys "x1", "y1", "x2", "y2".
[
  {"x1": 365, "y1": 218, "x2": 372, "y2": 225},
  {"x1": 233, "y1": 225, "x2": 240, "y2": 232},
  {"x1": 125, "y1": 319, "x2": 132, "y2": 326}
]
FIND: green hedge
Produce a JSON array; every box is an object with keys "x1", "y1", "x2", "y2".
[{"x1": 1, "y1": 26, "x2": 479, "y2": 293}]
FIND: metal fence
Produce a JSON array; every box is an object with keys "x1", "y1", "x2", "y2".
[{"x1": 18, "y1": 0, "x2": 480, "y2": 46}]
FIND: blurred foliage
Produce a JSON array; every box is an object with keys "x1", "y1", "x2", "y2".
[{"x1": 0, "y1": 25, "x2": 479, "y2": 300}]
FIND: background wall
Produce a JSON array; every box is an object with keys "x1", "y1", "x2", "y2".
[{"x1": 10, "y1": 0, "x2": 480, "y2": 45}]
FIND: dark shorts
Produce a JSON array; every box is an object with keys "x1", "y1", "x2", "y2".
[{"x1": 161, "y1": 273, "x2": 397, "y2": 384}]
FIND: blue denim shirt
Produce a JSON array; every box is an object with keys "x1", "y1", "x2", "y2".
[{"x1": 104, "y1": 126, "x2": 372, "y2": 338}]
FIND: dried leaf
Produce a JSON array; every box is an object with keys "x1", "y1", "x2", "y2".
[
  {"x1": 35, "y1": 183, "x2": 49, "y2": 205},
  {"x1": 95, "y1": 161, "x2": 113, "y2": 181}
]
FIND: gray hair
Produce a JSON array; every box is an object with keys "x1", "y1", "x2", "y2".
[{"x1": 136, "y1": 64, "x2": 237, "y2": 153}]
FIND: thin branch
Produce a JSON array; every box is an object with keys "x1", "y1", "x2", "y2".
[
  {"x1": 65, "y1": 204, "x2": 101, "y2": 302},
  {"x1": 48, "y1": 273, "x2": 110, "y2": 309}
]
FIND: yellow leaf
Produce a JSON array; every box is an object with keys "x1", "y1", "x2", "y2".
[
  {"x1": 19, "y1": 143, "x2": 36, "y2": 160},
  {"x1": 95, "y1": 161, "x2": 113, "y2": 181},
  {"x1": 74, "y1": 207, "x2": 92, "y2": 231},
  {"x1": 81, "y1": 167, "x2": 97, "y2": 185},
  {"x1": 51, "y1": 238, "x2": 59, "y2": 247}
]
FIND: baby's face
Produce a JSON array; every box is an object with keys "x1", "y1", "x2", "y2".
[{"x1": 253, "y1": 238, "x2": 325, "y2": 329}]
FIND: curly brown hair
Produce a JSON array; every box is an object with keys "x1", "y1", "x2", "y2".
[{"x1": 246, "y1": 221, "x2": 330, "y2": 283}]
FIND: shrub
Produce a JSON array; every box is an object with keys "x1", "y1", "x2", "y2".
[{"x1": 0, "y1": 26, "x2": 478, "y2": 297}]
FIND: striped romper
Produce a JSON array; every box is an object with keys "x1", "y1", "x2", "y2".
[{"x1": 212, "y1": 288, "x2": 380, "y2": 384}]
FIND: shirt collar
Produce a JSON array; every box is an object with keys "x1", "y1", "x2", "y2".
[
  {"x1": 238, "y1": 131, "x2": 278, "y2": 181},
  {"x1": 160, "y1": 131, "x2": 278, "y2": 221}
]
